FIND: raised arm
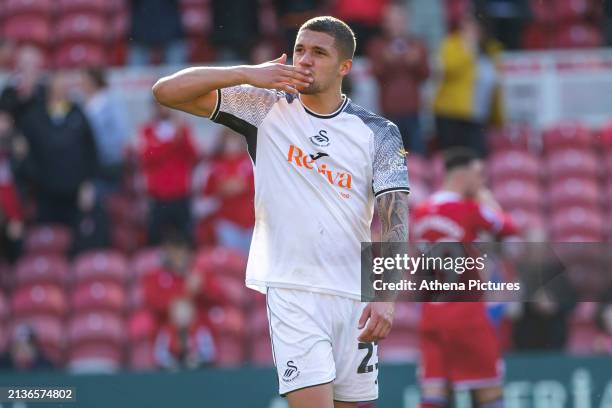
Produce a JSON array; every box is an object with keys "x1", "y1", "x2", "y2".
[{"x1": 152, "y1": 54, "x2": 313, "y2": 117}]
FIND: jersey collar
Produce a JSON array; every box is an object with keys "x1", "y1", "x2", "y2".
[{"x1": 299, "y1": 94, "x2": 349, "y2": 119}]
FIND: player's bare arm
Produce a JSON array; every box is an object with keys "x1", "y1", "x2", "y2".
[
  {"x1": 358, "y1": 191, "x2": 410, "y2": 342},
  {"x1": 152, "y1": 54, "x2": 314, "y2": 117}
]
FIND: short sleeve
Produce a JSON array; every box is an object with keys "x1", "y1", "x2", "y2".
[
  {"x1": 372, "y1": 122, "x2": 410, "y2": 197},
  {"x1": 476, "y1": 204, "x2": 518, "y2": 238},
  {"x1": 209, "y1": 85, "x2": 279, "y2": 137}
]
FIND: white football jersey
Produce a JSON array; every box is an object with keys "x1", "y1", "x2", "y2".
[{"x1": 210, "y1": 85, "x2": 410, "y2": 300}]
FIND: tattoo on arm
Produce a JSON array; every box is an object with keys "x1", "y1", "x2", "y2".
[{"x1": 377, "y1": 191, "x2": 409, "y2": 243}]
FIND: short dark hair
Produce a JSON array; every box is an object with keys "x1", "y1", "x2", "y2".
[
  {"x1": 299, "y1": 16, "x2": 356, "y2": 60},
  {"x1": 443, "y1": 147, "x2": 479, "y2": 172}
]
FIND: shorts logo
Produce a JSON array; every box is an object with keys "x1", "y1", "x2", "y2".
[
  {"x1": 310, "y1": 130, "x2": 330, "y2": 147},
  {"x1": 282, "y1": 360, "x2": 300, "y2": 383}
]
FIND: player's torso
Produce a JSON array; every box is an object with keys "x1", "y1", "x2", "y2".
[
  {"x1": 412, "y1": 197, "x2": 481, "y2": 242},
  {"x1": 253, "y1": 98, "x2": 375, "y2": 229}
]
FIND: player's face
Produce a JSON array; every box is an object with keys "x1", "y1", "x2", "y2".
[
  {"x1": 293, "y1": 30, "x2": 351, "y2": 95},
  {"x1": 465, "y1": 159, "x2": 486, "y2": 196}
]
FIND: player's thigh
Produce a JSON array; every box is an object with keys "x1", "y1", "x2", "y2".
[
  {"x1": 446, "y1": 325, "x2": 503, "y2": 389},
  {"x1": 286, "y1": 381, "x2": 335, "y2": 408},
  {"x1": 418, "y1": 329, "x2": 450, "y2": 390},
  {"x1": 332, "y1": 301, "x2": 379, "y2": 403},
  {"x1": 267, "y1": 288, "x2": 336, "y2": 397}
]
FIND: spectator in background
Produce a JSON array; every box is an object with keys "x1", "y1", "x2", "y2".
[
  {"x1": 0, "y1": 325, "x2": 54, "y2": 372},
  {"x1": 128, "y1": 0, "x2": 187, "y2": 66},
  {"x1": 153, "y1": 297, "x2": 216, "y2": 370},
  {"x1": 367, "y1": 3, "x2": 429, "y2": 155},
  {"x1": 139, "y1": 103, "x2": 198, "y2": 245},
  {"x1": 12, "y1": 71, "x2": 98, "y2": 227},
  {"x1": 141, "y1": 230, "x2": 226, "y2": 333},
  {"x1": 332, "y1": 0, "x2": 388, "y2": 55},
  {"x1": 80, "y1": 68, "x2": 130, "y2": 199},
  {"x1": 0, "y1": 45, "x2": 46, "y2": 130},
  {"x1": 433, "y1": 14, "x2": 504, "y2": 157},
  {"x1": 473, "y1": 0, "x2": 528, "y2": 50},
  {"x1": 211, "y1": 0, "x2": 260, "y2": 60},
  {"x1": 201, "y1": 129, "x2": 254, "y2": 255},
  {"x1": 0, "y1": 111, "x2": 23, "y2": 262}
]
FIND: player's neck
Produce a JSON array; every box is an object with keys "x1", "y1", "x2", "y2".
[
  {"x1": 441, "y1": 183, "x2": 464, "y2": 196},
  {"x1": 299, "y1": 89, "x2": 344, "y2": 116}
]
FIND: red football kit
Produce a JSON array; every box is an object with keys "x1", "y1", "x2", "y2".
[{"x1": 411, "y1": 191, "x2": 517, "y2": 390}]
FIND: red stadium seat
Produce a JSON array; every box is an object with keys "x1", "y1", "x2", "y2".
[
  {"x1": 507, "y1": 208, "x2": 545, "y2": 234},
  {"x1": 56, "y1": 12, "x2": 107, "y2": 43},
  {"x1": 194, "y1": 247, "x2": 247, "y2": 280},
  {"x1": 556, "y1": 0, "x2": 595, "y2": 21},
  {"x1": 57, "y1": 0, "x2": 108, "y2": 14},
  {"x1": 487, "y1": 125, "x2": 532, "y2": 152},
  {"x1": 108, "y1": 10, "x2": 129, "y2": 42},
  {"x1": 567, "y1": 322, "x2": 600, "y2": 354},
  {"x1": 542, "y1": 122, "x2": 593, "y2": 152},
  {"x1": 549, "y1": 206, "x2": 604, "y2": 240},
  {"x1": 127, "y1": 310, "x2": 157, "y2": 343},
  {"x1": 547, "y1": 178, "x2": 601, "y2": 209},
  {"x1": 208, "y1": 306, "x2": 246, "y2": 367},
  {"x1": 3, "y1": 14, "x2": 52, "y2": 47},
  {"x1": 544, "y1": 149, "x2": 600, "y2": 180},
  {"x1": 127, "y1": 283, "x2": 144, "y2": 311},
  {"x1": 14, "y1": 254, "x2": 69, "y2": 288},
  {"x1": 128, "y1": 341, "x2": 156, "y2": 370},
  {"x1": 71, "y1": 281, "x2": 126, "y2": 313},
  {"x1": 54, "y1": 42, "x2": 106, "y2": 68},
  {"x1": 67, "y1": 311, "x2": 125, "y2": 349},
  {"x1": 11, "y1": 284, "x2": 67, "y2": 318},
  {"x1": 130, "y1": 247, "x2": 162, "y2": 279},
  {"x1": 492, "y1": 180, "x2": 542, "y2": 212},
  {"x1": 4, "y1": 0, "x2": 53, "y2": 16},
  {"x1": 488, "y1": 150, "x2": 540, "y2": 184},
  {"x1": 73, "y1": 250, "x2": 128, "y2": 285},
  {"x1": 251, "y1": 335, "x2": 273, "y2": 365},
  {"x1": 24, "y1": 224, "x2": 72, "y2": 254},
  {"x1": 601, "y1": 122, "x2": 612, "y2": 151},
  {"x1": 107, "y1": 0, "x2": 127, "y2": 13},
  {"x1": 554, "y1": 23, "x2": 603, "y2": 49}
]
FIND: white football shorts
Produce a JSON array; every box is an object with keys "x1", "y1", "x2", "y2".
[{"x1": 266, "y1": 287, "x2": 379, "y2": 402}]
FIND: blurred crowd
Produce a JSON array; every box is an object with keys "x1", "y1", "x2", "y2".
[{"x1": 1, "y1": 0, "x2": 612, "y2": 373}]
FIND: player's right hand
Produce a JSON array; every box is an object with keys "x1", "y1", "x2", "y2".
[{"x1": 244, "y1": 53, "x2": 313, "y2": 94}]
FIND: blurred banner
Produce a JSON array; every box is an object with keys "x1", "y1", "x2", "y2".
[
  {"x1": 500, "y1": 49, "x2": 612, "y2": 130},
  {"x1": 0, "y1": 355, "x2": 611, "y2": 408}
]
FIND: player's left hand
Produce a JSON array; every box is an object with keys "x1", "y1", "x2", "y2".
[{"x1": 357, "y1": 302, "x2": 395, "y2": 342}]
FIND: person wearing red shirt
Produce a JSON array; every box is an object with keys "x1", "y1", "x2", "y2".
[
  {"x1": 332, "y1": 0, "x2": 388, "y2": 55},
  {"x1": 411, "y1": 148, "x2": 517, "y2": 408},
  {"x1": 139, "y1": 103, "x2": 198, "y2": 245},
  {"x1": 0, "y1": 110, "x2": 23, "y2": 262},
  {"x1": 202, "y1": 129, "x2": 254, "y2": 255},
  {"x1": 141, "y1": 230, "x2": 227, "y2": 326}
]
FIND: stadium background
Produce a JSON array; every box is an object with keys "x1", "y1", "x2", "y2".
[{"x1": 0, "y1": 0, "x2": 612, "y2": 407}]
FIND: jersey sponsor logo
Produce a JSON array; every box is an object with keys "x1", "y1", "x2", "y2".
[
  {"x1": 309, "y1": 152, "x2": 329, "y2": 161},
  {"x1": 287, "y1": 144, "x2": 352, "y2": 190},
  {"x1": 309, "y1": 130, "x2": 331, "y2": 147},
  {"x1": 398, "y1": 147, "x2": 408, "y2": 157},
  {"x1": 282, "y1": 360, "x2": 300, "y2": 382}
]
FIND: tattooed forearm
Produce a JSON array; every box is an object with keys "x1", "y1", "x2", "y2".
[{"x1": 377, "y1": 191, "x2": 410, "y2": 242}]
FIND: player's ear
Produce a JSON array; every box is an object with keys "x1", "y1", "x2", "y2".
[{"x1": 339, "y1": 59, "x2": 352, "y2": 76}]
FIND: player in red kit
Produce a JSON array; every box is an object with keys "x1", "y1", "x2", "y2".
[{"x1": 411, "y1": 148, "x2": 518, "y2": 408}]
